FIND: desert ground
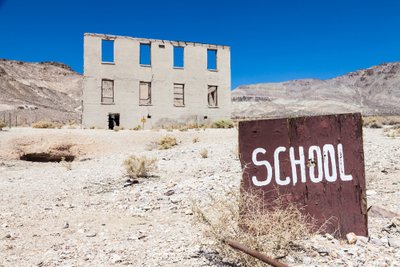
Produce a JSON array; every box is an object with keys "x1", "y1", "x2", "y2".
[{"x1": 0, "y1": 126, "x2": 399, "y2": 266}]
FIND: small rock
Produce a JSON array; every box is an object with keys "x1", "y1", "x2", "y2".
[
  {"x1": 388, "y1": 237, "x2": 400, "y2": 248},
  {"x1": 111, "y1": 253, "x2": 122, "y2": 264},
  {"x1": 366, "y1": 190, "x2": 377, "y2": 196},
  {"x1": 86, "y1": 232, "x2": 97, "y2": 237},
  {"x1": 325, "y1": 233, "x2": 334, "y2": 240},
  {"x1": 346, "y1": 232, "x2": 357, "y2": 244},
  {"x1": 184, "y1": 210, "x2": 193, "y2": 215},
  {"x1": 4, "y1": 234, "x2": 11, "y2": 239},
  {"x1": 62, "y1": 221, "x2": 69, "y2": 229},
  {"x1": 164, "y1": 189, "x2": 175, "y2": 196},
  {"x1": 356, "y1": 235, "x2": 369, "y2": 245}
]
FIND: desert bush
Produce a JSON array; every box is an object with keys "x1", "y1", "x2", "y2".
[
  {"x1": 200, "y1": 148, "x2": 208, "y2": 158},
  {"x1": 363, "y1": 116, "x2": 400, "y2": 128},
  {"x1": 32, "y1": 121, "x2": 58, "y2": 129},
  {"x1": 0, "y1": 121, "x2": 6, "y2": 131},
  {"x1": 158, "y1": 136, "x2": 177, "y2": 150},
  {"x1": 123, "y1": 155, "x2": 156, "y2": 179},
  {"x1": 131, "y1": 125, "x2": 141, "y2": 131},
  {"x1": 193, "y1": 189, "x2": 315, "y2": 267},
  {"x1": 211, "y1": 119, "x2": 234, "y2": 129}
]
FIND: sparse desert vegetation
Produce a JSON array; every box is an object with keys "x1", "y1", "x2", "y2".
[
  {"x1": 0, "y1": 121, "x2": 6, "y2": 131},
  {"x1": 158, "y1": 135, "x2": 178, "y2": 150},
  {"x1": 124, "y1": 155, "x2": 157, "y2": 179},
  {"x1": 31, "y1": 120, "x2": 59, "y2": 129},
  {"x1": 0, "y1": 126, "x2": 399, "y2": 266},
  {"x1": 194, "y1": 190, "x2": 315, "y2": 267}
]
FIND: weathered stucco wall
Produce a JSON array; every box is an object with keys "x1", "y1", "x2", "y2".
[{"x1": 82, "y1": 33, "x2": 231, "y2": 129}]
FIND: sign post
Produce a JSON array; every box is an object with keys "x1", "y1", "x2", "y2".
[{"x1": 238, "y1": 113, "x2": 368, "y2": 237}]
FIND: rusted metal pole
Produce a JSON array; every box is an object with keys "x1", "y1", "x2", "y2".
[{"x1": 224, "y1": 239, "x2": 289, "y2": 267}]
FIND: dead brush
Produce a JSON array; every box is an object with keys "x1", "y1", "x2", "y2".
[
  {"x1": 193, "y1": 189, "x2": 316, "y2": 267},
  {"x1": 158, "y1": 136, "x2": 177, "y2": 150},
  {"x1": 32, "y1": 121, "x2": 59, "y2": 129},
  {"x1": 123, "y1": 155, "x2": 157, "y2": 179},
  {"x1": 0, "y1": 121, "x2": 6, "y2": 131}
]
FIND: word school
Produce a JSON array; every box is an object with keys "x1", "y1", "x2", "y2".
[{"x1": 251, "y1": 144, "x2": 353, "y2": 186}]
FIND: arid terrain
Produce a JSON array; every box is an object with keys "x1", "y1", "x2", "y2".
[
  {"x1": 0, "y1": 126, "x2": 399, "y2": 266},
  {"x1": 233, "y1": 62, "x2": 400, "y2": 118}
]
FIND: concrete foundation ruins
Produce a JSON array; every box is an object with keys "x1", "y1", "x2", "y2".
[{"x1": 82, "y1": 33, "x2": 231, "y2": 129}]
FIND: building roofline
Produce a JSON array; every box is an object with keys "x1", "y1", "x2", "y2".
[{"x1": 84, "y1": 33, "x2": 230, "y2": 49}]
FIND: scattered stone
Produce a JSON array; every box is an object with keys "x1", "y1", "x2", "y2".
[
  {"x1": 86, "y1": 232, "x2": 97, "y2": 237},
  {"x1": 62, "y1": 221, "x2": 69, "y2": 229},
  {"x1": 388, "y1": 237, "x2": 400, "y2": 248},
  {"x1": 164, "y1": 189, "x2": 175, "y2": 196},
  {"x1": 346, "y1": 232, "x2": 357, "y2": 244}
]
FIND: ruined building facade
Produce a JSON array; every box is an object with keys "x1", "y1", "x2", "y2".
[{"x1": 82, "y1": 33, "x2": 231, "y2": 129}]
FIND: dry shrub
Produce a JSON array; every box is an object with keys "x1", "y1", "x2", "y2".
[
  {"x1": 32, "y1": 121, "x2": 59, "y2": 129},
  {"x1": 210, "y1": 119, "x2": 234, "y2": 129},
  {"x1": 0, "y1": 121, "x2": 6, "y2": 131},
  {"x1": 200, "y1": 148, "x2": 208, "y2": 158},
  {"x1": 385, "y1": 127, "x2": 400, "y2": 138},
  {"x1": 158, "y1": 136, "x2": 177, "y2": 150},
  {"x1": 192, "y1": 137, "x2": 200, "y2": 143},
  {"x1": 131, "y1": 125, "x2": 141, "y2": 131},
  {"x1": 124, "y1": 155, "x2": 156, "y2": 179},
  {"x1": 193, "y1": 189, "x2": 315, "y2": 267},
  {"x1": 363, "y1": 116, "x2": 400, "y2": 128}
]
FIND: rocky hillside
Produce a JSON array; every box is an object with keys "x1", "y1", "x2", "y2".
[
  {"x1": 0, "y1": 59, "x2": 82, "y2": 124},
  {"x1": 232, "y1": 62, "x2": 400, "y2": 118}
]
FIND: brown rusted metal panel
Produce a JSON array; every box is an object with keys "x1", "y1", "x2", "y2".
[{"x1": 239, "y1": 113, "x2": 368, "y2": 238}]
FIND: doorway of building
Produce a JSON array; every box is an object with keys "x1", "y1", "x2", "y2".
[{"x1": 108, "y1": 113, "x2": 120, "y2": 129}]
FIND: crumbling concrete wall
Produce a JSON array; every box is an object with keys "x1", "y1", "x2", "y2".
[{"x1": 82, "y1": 33, "x2": 231, "y2": 129}]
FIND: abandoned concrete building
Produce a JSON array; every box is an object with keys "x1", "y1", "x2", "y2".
[{"x1": 82, "y1": 33, "x2": 231, "y2": 129}]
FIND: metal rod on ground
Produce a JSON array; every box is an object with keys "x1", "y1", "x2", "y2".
[{"x1": 224, "y1": 239, "x2": 289, "y2": 267}]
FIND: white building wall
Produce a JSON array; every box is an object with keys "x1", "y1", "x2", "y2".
[{"x1": 83, "y1": 33, "x2": 231, "y2": 129}]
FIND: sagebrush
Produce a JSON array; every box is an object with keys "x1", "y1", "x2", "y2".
[
  {"x1": 210, "y1": 119, "x2": 235, "y2": 129},
  {"x1": 0, "y1": 121, "x2": 6, "y2": 131},
  {"x1": 124, "y1": 155, "x2": 156, "y2": 179},
  {"x1": 32, "y1": 121, "x2": 59, "y2": 129},
  {"x1": 158, "y1": 136, "x2": 177, "y2": 150},
  {"x1": 193, "y1": 189, "x2": 316, "y2": 267}
]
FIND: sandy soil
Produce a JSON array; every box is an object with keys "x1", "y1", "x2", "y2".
[{"x1": 0, "y1": 127, "x2": 399, "y2": 266}]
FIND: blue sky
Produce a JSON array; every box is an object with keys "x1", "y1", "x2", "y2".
[{"x1": 1, "y1": 0, "x2": 400, "y2": 88}]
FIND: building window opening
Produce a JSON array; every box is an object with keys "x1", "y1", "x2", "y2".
[
  {"x1": 139, "y1": 82, "x2": 151, "y2": 105},
  {"x1": 140, "y1": 43, "x2": 151, "y2": 65},
  {"x1": 101, "y1": 79, "x2": 114, "y2": 104},
  {"x1": 207, "y1": 49, "x2": 217, "y2": 70},
  {"x1": 173, "y1": 46, "x2": 184, "y2": 68},
  {"x1": 102, "y1": 39, "x2": 114, "y2": 63},
  {"x1": 208, "y1": 85, "x2": 218, "y2": 107},
  {"x1": 173, "y1": 83, "x2": 184, "y2": 107},
  {"x1": 108, "y1": 113, "x2": 120, "y2": 130}
]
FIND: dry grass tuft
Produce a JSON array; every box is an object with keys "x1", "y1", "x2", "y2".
[
  {"x1": 123, "y1": 155, "x2": 157, "y2": 179},
  {"x1": 32, "y1": 121, "x2": 59, "y2": 129},
  {"x1": 0, "y1": 121, "x2": 6, "y2": 131},
  {"x1": 210, "y1": 119, "x2": 235, "y2": 129},
  {"x1": 200, "y1": 148, "x2": 208, "y2": 158},
  {"x1": 193, "y1": 189, "x2": 315, "y2": 267},
  {"x1": 158, "y1": 136, "x2": 178, "y2": 150},
  {"x1": 363, "y1": 116, "x2": 400, "y2": 128}
]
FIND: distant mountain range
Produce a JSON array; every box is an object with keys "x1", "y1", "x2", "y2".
[
  {"x1": 232, "y1": 62, "x2": 400, "y2": 118},
  {"x1": 0, "y1": 59, "x2": 81, "y2": 124},
  {"x1": 1, "y1": 58, "x2": 399, "y2": 124}
]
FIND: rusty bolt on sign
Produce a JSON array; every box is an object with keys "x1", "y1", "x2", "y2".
[{"x1": 238, "y1": 113, "x2": 368, "y2": 238}]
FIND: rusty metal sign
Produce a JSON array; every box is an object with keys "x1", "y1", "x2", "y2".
[{"x1": 239, "y1": 113, "x2": 368, "y2": 238}]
